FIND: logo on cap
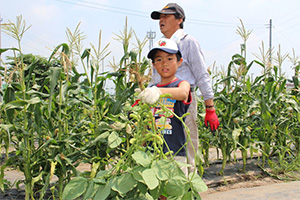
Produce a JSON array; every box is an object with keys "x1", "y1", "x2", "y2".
[{"x1": 158, "y1": 41, "x2": 167, "y2": 47}]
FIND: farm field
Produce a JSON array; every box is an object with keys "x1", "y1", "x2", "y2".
[{"x1": 0, "y1": 17, "x2": 299, "y2": 199}]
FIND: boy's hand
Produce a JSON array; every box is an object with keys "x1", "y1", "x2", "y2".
[
  {"x1": 205, "y1": 109, "x2": 219, "y2": 132},
  {"x1": 137, "y1": 86, "x2": 162, "y2": 104}
]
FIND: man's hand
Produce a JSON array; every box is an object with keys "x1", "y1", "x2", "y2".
[
  {"x1": 137, "y1": 86, "x2": 162, "y2": 104},
  {"x1": 205, "y1": 109, "x2": 219, "y2": 132}
]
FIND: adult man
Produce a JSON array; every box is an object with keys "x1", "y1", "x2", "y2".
[{"x1": 150, "y1": 3, "x2": 219, "y2": 172}]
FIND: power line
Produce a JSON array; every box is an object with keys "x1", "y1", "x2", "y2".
[
  {"x1": 273, "y1": 26, "x2": 300, "y2": 50},
  {"x1": 55, "y1": 0, "x2": 262, "y2": 28},
  {"x1": 55, "y1": 0, "x2": 148, "y2": 18},
  {"x1": 76, "y1": 0, "x2": 148, "y2": 15}
]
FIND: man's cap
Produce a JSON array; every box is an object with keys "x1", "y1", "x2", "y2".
[
  {"x1": 147, "y1": 38, "x2": 182, "y2": 60},
  {"x1": 151, "y1": 3, "x2": 185, "y2": 21}
]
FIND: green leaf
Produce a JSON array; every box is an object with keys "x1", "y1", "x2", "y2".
[
  {"x1": 0, "y1": 124, "x2": 13, "y2": 131},
  {"x1": 166, "y1": 174, "x2": 188, "y2": 196},
  {"x1": 26, "y1": 97, "x2": 41, "y2": 104},
  {"x1": 83, "y1": 181, "x2": 97, "y2": 200},
  {"x1": 132, "y1": 151, "x2": 152, "y2": 167},
  {"x1": 111, "y1": 173, "x2": 137, "y2": 195},
  {"x1": 182, "y1": 191, "x2": 192, "y2": 200},
  {"x1": 189, "y1": 173, "x2": 208, "y2": 193},
  {"x1": 48, "y1": 43, "x2": 70, "y2": 61},
  {"x1": 93, "y1": 183, "x2": 111, "y2": 200},
  {"x1": 62, "y1": 177, "x2": 88, "y2": 199},
  {"x1": 3, "y1": 85, "x2": 15, "y2": 104},
  {"x1": 142, "y1": 168, "x2": 159, "y2": 190},
  {"x1": 137, "y1": 182, "x2": 148, "y2": 194},
  {"x1": 232, "y1": 128, "x2": 242, "y2": 148},
  {"x1": 0, "y1": 47, "x2": 20, "y2": 54},
  {"x1": 132, "y1": 166, "x2": 145, "y2": 183},
  {"x1": 81, "y1": 48, "x2": 91, "y2": 60},
  {"x1": 152, "y1": 160, "x2": 172, "y2": 181},
  {"x1": 48, "y1": 67, "x2": 61, "y2": 115},
  {"x1": 108, "y1": 131, "x2": 122, "y2": 148},
  {"x1": 4, "y1": 100, "x2": 27, "y2": 110},
  {"x1": 92, "y1": 131, "x2": 110, "y2": 144},
  {"x1": 93, "y1": 177, "x2": 106, "y2": 184},
  {"x1": 149, "y1": 181, "x2": 165, "y2": 199}
]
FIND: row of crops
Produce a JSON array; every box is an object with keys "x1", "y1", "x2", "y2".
[{"x1": 0, "y1": 16, "x2": 299, "y2": 199}]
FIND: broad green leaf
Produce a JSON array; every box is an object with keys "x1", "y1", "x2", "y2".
[
  {"x1": 62, "y1": 177, "x2": 88, "y2": 199},
  {"x1": 111, "y1": 173, "x2": 137, "y2": 195},
  {"x1": 149, "y1": 181, "x2": 165, "y2": 199},
  {"x1": 142, "y1": 168, "x2": 159, "y2": 190},
  {"x1": 137, "y1": 182, "x2": 148, "y2": 194},
  {"x1": 132, "y1": 151, "x2": 152, "y2": 167},
  {"x1": 109, "y1": 121, "x2": 126, "y2": 131},
  {"x1": 189, "y1": 173, "x2": 208, "y2": 192},
  {"x1": 152, "y1": 160, "x2": 172, "y2": 181},
  {"x1": 144, "y1": 192, "x2": 155, "y2": 200},
  {"x1": 92, "y1": 131, "x2": 110, "y2": 144},
  {"x1": 182, "y1": 191, "x2": 192, "y2": 200},
  {"x1": 4, "y1": 100, "x2": 27, "y2": 110},
  {"x1": 26, "y1": 97, "x2": 41, "y2": 104},
  {"x1": 174, "y1": 160, "x2": 192, "y2": 168},
  {"x1": 132, "y1": 166, "x2": 145, "y2": 183},
  {"x1": 193, "y1": 190, "x2": 202, "y2": 199},
  {"x1": 166, "y1": 174, "x2": 188, "y2": 196},
  {"x1": 96, "y1": 170, "x2": 110, "y2": 178},
  {"x1": 93, "y1": 176, "x2": 106, "y2": 184},
  {"x1": 108, "y1": 131, "x2": 122, "y2": 148},
  {"x1": 94, "y1": 168, "x2": 109, "y2": 183},
  {"x1": 93, "y1": 183, "x2": 110, "y2": 200},
  {"x1": 83, "y1": 180, "x2": 97, "y2": 200}
]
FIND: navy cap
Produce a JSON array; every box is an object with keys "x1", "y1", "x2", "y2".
[{"x1": 151, "y1": 3, "x2": 185, "y2": 21}]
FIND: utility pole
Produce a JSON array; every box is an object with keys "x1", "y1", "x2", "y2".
[
  {"x1": 0, "y1": 14, "x2": 3, "y2": 102},
  {"x1": 268, "y1": 19, "x2": 272, "y2": 64},
  {"x1": 0, "y1": 14, "x2": 3, "y2": 59},
  {"x1": 147, "y1": 30, "x2": 156, "y2": 50}
]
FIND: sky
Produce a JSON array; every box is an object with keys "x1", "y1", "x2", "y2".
[{"x1": 1, "y1": 0, "x2": 300, "y2": 81}]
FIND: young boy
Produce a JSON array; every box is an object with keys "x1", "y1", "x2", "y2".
[{"x1": 138, "y1": 38, "x2": 192, "y2": 173}]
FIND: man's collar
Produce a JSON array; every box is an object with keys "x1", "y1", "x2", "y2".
[{"x1": 170, "y1": 29, "x2": 186, "y2": 43}]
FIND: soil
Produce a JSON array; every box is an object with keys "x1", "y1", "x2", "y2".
[{"x1": 201, "y1": 156, "x2": 300, "y2": 200}]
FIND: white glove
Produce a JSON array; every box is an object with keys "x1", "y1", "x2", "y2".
[{"x1": 137, "y1": 86, "x2": 162, "y2": 104}]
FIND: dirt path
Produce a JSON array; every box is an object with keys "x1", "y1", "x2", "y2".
[{"x1": 201, "y1": 181, "x2": 300, "y2": 200}]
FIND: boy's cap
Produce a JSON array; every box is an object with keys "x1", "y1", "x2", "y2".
[
  {"x1": 147, "y1": 38, "x2": 182, "y2": 60},
  {"x1": 151, "y1": 3, "x2": 185, "y2": 21}
]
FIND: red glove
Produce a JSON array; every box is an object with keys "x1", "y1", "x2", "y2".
[{"x1": 205, "y1": 109, "x2": 219, "y2": 132}]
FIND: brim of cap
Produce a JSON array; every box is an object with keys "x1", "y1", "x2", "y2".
[
  {"x1": 151, "y1": 10, "x2": 177, "y2": 19},
  {"x1": 147, "y1": 48, "x2": 182, "y2": 59}
]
